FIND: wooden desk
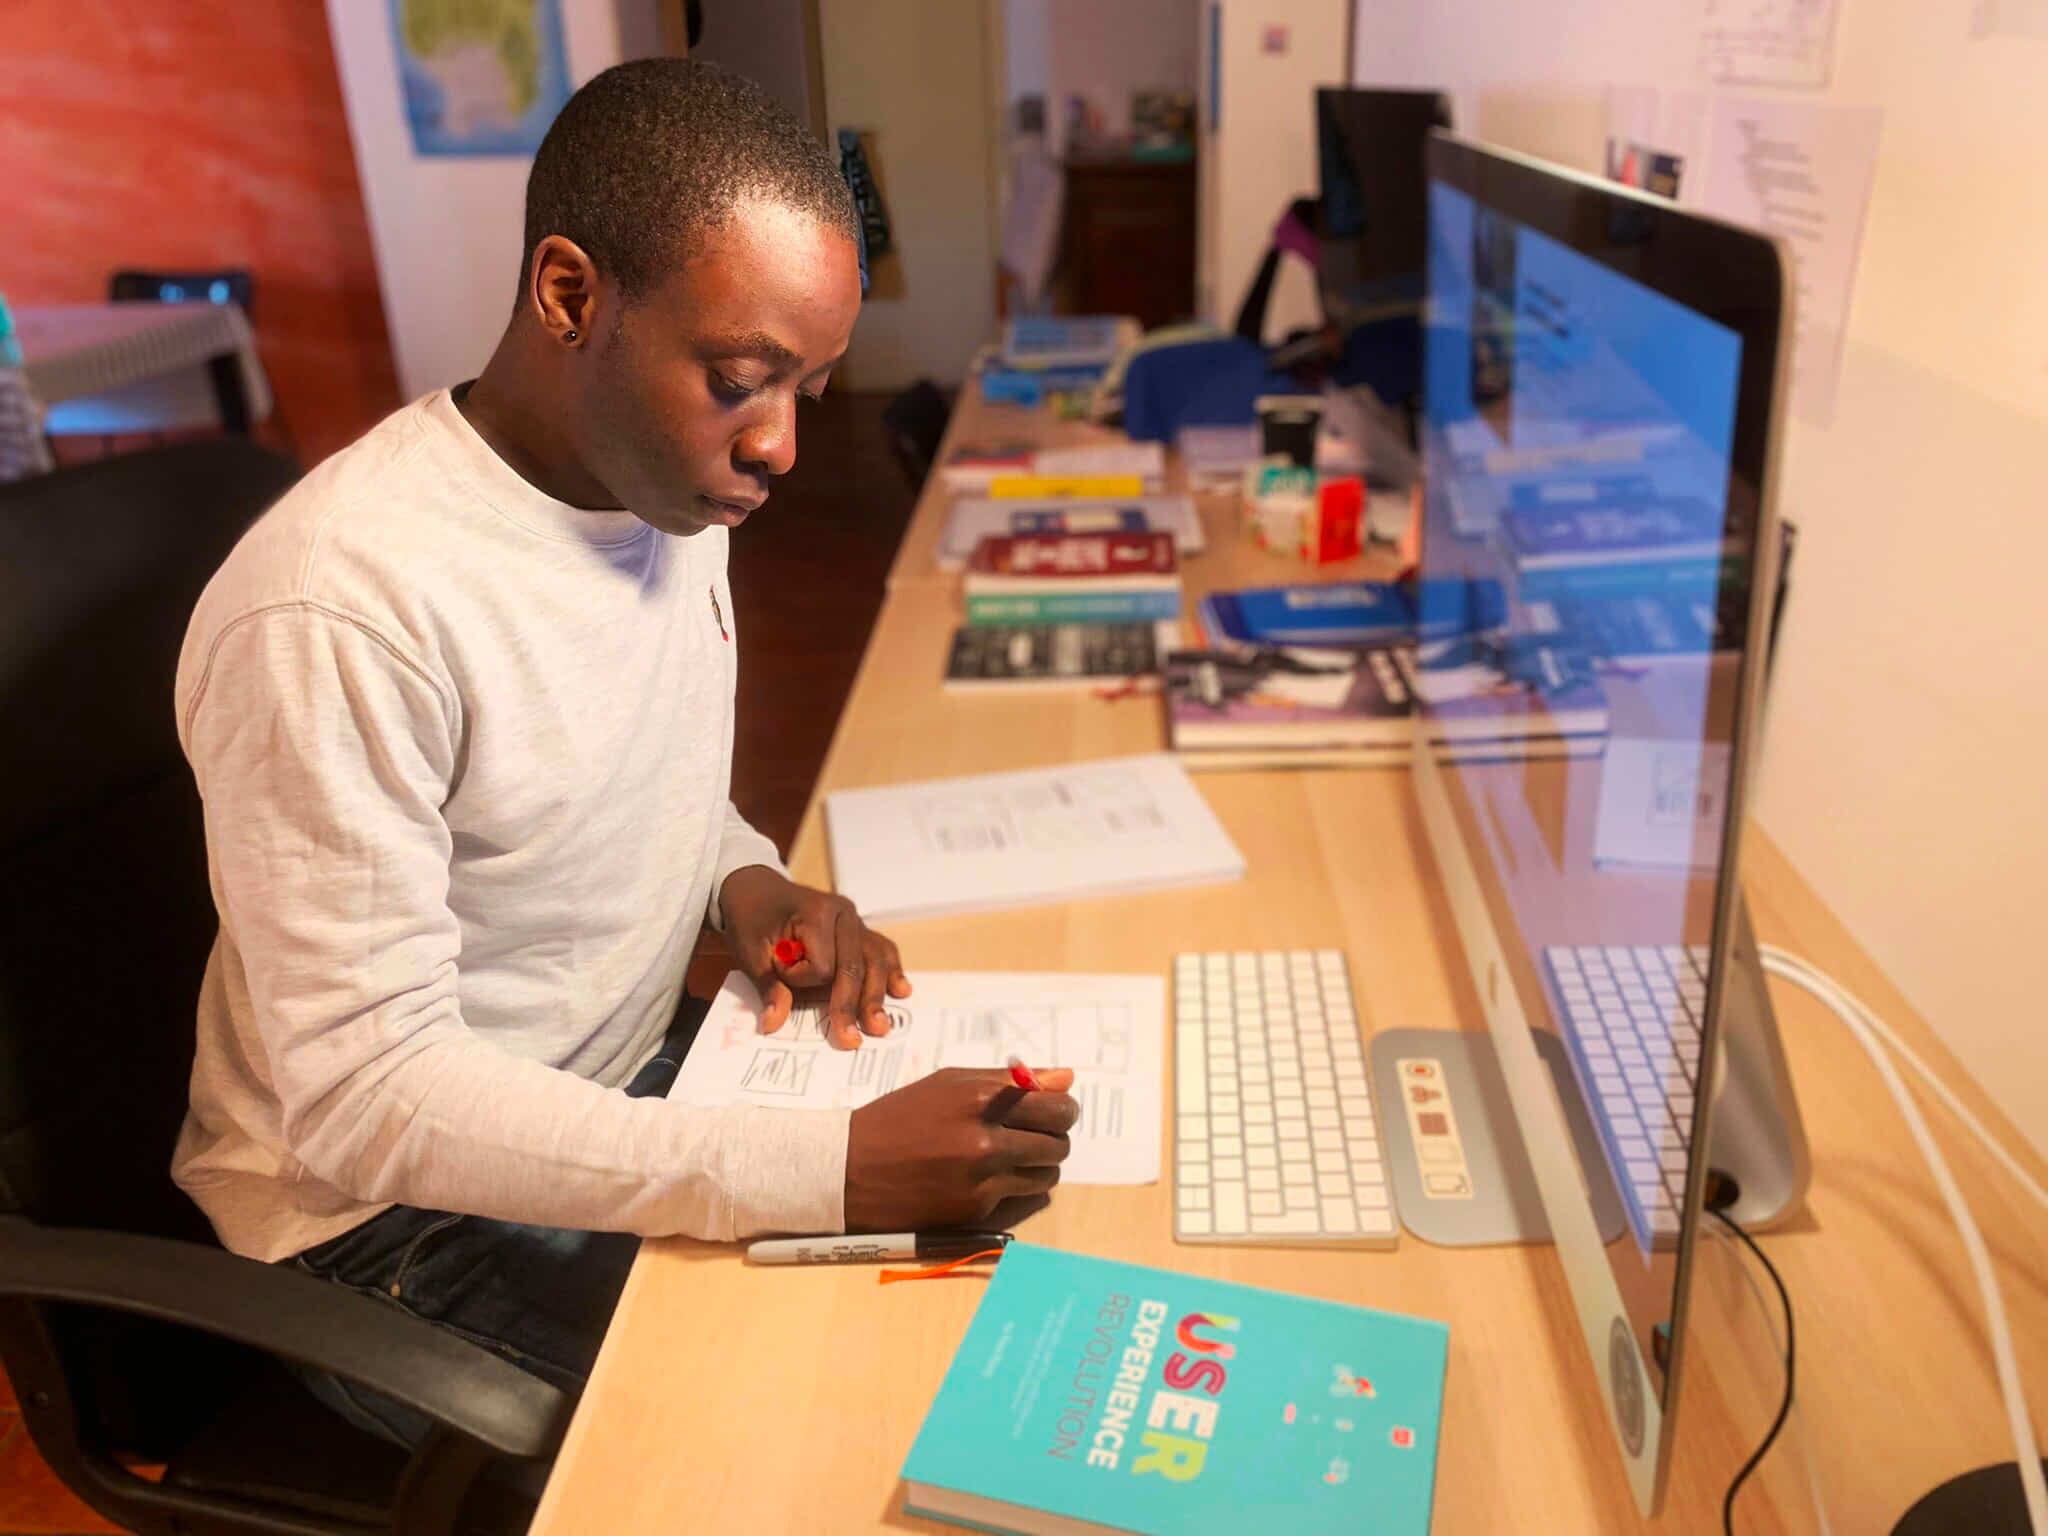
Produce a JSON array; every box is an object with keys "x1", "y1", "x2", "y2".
[{"x1": 534, "y1": 388, "x2": 2048, "y2": 1535}]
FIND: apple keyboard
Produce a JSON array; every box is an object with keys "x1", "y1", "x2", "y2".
[{"x1": 1172, "y1": 950, "x2": 1397, "y2": 1248}]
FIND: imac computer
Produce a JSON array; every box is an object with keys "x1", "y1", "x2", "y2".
[{"x1": 1386, "y1": 133, "x2": 1814, "y2": 1514}]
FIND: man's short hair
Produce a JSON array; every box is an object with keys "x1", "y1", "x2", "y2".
[{"x1": 523, "y1": 58, "x2": 858, "y2": 300}]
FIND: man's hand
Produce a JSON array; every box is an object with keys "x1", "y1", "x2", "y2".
[
  {"x1": 720, "y1": 865, "x2": 910, "y2": 1049},
  {"x1": 845, "y1": 1067, "x2": 1080, "y2": 1230}
]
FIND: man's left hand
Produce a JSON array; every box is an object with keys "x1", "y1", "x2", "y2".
[{"x1": 719, "y1": 866, "x2": 911, "y2": 1049}]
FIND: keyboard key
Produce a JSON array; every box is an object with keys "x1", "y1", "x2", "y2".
[
  {"x1": 1251, "y1": 1210, "x2": 1322, "y2": 1234},
  {"x1": 1215, "y1": 1183, "x2": 1247, "y2": 1231},
  {"x1": 1249, "y1": 1169, "x2": 1279, "y2": 1192},
  {"x1": 1180, "y1": 1211, "x2": 1213, "y2": 1235},
  {"x1": 1322, "y1": 1199, "x2": 1358, "y2": 1233},
  {"x1": 1179, "y1": 1186, "x2": 1209, "y2": 1211}
]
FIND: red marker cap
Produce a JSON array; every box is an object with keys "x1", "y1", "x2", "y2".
[
  {"x1": 773, "y1": 937, "x2": 806, "y2": 968},
  {"x1": 1006, "y1": 1055, "x2": 1043, "y2": 1091}
]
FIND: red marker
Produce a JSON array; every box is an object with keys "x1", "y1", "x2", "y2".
[
  {"x1": 773, "y1": 937, "x2": 806, "y2": 968},
  {"x1": 1006, "y1": 1055, "x2": 1043, "y2": 1091}
]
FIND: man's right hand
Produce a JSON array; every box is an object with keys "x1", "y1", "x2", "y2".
[{"x1": 844, "y1": 1067, "x2": 1079, "y2": 1231}]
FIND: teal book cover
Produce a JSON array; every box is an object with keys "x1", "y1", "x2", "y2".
[{"x1": 902, "y1": 1244, "x2": 1448, "y2": 1535}]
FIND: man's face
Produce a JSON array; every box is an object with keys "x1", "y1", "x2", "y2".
[{"x1": 581, "y1": 198, "x2": 862, "y2": 536}]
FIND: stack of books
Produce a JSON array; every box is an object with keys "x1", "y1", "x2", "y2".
[
  {"x1": 939, "y1": 439, "x2": 1167, "y2": 496},
  {"x1": 943, "y1": 620, "x2": 1174, "y2": 692},
  {"x1": 979, "y1": 315, "x2": 1139, "y2": 407},
  {"x1": 938, "y1": 495, "x2": 1205, "y2": 570},
  {"x1": 1163, "y1": 636, "x2": 1609, "y2": 772},
  {"x1": 963, "y1": 530, "x2": 1181, "y2": 626}
]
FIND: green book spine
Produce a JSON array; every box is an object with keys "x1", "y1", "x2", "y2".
[{"x1": 966, "y1": 591, "x2": 1181, "y2": 626}]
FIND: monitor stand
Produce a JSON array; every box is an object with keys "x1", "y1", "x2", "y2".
[{"x1": 1371, "y1": 898, "x2": 1811, "y2": 1246}]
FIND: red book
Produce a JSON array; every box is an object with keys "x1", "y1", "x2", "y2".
[{"x1": 966, "y1": 530, "x2": 1177, "y2": 581}]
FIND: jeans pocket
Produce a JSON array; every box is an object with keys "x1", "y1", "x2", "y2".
[{"x1": 388, "y1": 1211, "x2": 469, "y2": 1302}]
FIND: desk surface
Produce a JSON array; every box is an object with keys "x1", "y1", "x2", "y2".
[{"x1": 533, "y1": 385, "x2": 2048, "y2": 1535}]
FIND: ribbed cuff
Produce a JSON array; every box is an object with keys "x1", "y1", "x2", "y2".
[{"x1": 717, "y1": 1106, "x2": 850, "y2": 1238}]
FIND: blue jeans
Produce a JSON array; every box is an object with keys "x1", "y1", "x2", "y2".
[{"x1": 289, "y1": 997, "x2": 707, "y2": 1448}]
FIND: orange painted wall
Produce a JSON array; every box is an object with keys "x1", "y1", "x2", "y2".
[{"x1": 1, "y1": 3, "x2": 402, "y2": 465}]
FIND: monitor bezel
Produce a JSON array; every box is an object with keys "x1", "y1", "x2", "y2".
[{"x1": 1412, "y1": 130, "x2": 1794, "y2": 1515}]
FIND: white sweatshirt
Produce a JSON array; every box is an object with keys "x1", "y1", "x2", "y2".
[{"x1": 171, "y1": 389, "x2": 848, "y2": 1262}]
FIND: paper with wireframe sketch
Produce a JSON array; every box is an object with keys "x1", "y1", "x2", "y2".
[{"x1": 669, "y1": 970, "x2": 1163, "y2": 1183}]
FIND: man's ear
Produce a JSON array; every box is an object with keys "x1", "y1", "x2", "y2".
[{"x1": 527, "y1": 235, "x2": 604, "y2": 345}]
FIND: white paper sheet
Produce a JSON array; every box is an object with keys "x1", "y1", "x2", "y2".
[
  {"x1": 1694, "y1": 0, "x2": 1843, "y2": 89},
  {"x1": 824, "y1": 753, "x2": 1245, "y2": 924},
  {"x1": 1592, "y1": 737, "x2": 1732, "y2": 872},
  {"x1": 1701, "y1": 97, "x2": 1884, "y2": 426},
  {"x1": 672, "y1": 970, "x2": 1165, "y2": 1184}
]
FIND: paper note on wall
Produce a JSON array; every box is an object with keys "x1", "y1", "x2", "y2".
[
  {"x1": 1694, "y1": 0, "x2": 1844, "y2": 89},
  {"x1": 672, "y1": 970, "x2": 1165, "y2": 1184},
  {"x1": 1701, "y1": 98, "x2": 1884, "y2": 427}
]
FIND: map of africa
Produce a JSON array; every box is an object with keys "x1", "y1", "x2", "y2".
[{"x1": 391, "y1": 0, "x2": 571, "y2": 156}]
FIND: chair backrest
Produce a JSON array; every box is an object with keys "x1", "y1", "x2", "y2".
[
  {"x1": 0, "y1": 440, "x2": 297, "y2": 1241},
  {"x1": 880, "y1": 380, "x2": 952, "y2": 494},
  {"x1": 109, "y1": 268, "x2": 255, "y2": 316}
]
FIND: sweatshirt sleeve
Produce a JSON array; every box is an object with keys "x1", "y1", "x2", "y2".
[{"x1": 179, "y1": 603, "x2": 846, "y2": 1241}]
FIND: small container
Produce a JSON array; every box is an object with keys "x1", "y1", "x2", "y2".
[{"x1": 1255, "y1": 393, "x2": 1322, "y2": 469}]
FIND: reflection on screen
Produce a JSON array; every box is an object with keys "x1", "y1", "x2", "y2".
[{"x1": 1419, "y1": 178, "x2": 1754, "y2": 1391}]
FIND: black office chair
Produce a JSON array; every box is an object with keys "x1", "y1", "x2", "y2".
[
  {"x1": 110, "y1": 268, "x2": 256, "y2": 314},
  {"x1": 0, "y1": 441, "x2": 569, "y2": 1535},
  {"x1": 107, "y1": 268, "x2": 267, "y2": 441},
  {"x1": 880, "y1": 379, "x2": 953, "y2": 495}
]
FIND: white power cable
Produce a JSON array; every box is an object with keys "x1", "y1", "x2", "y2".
[
  {"x1": 1758, "y1": 944, "x2": 2047, "y2": 1533},
  {"x1": 1704, "y1": 1218, "x2": 1833, "y2": 1534}
]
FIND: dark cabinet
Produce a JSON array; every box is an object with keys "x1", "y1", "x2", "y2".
[{"x1": 1058, "y1": 153, "x2": 1197, "y2": 330}]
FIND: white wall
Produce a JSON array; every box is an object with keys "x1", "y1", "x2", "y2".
[
  {"x1": 1351, "y1": 0, "x2": 2048, "y2": 1153},
  {"x1": 1017, "y1": 0, "x2": 1202, "y2": 156},
  {"x1": 1197, "y1": 0, "x2": 1350, "y2": 330},
  {"x1": 324, "y1": 4, "x2": 643, "y2": 399},
  {"x1": 1005, "y1": 0, "x2": 1053, "y2": 122},
  {"x1": 817, "y1": 0, "x2": 997, "y2": 390}
]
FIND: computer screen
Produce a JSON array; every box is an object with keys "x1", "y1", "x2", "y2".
[{"x1": 1413, "y1": 134, "x2": 1789, "y2": 1509}]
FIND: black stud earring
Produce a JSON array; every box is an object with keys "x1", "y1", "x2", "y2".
[{"x1": 564, "y1": 329, "x2": 579, "y2": 343}]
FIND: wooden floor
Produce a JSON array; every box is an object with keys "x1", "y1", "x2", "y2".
[{"x1": 0, "y1": 389, "x2": 919, "y2": 1532}]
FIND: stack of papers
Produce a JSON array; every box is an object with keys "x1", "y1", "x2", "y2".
[{"x1": 825, "y1": 752, "x2": 1245, "y2": 923}]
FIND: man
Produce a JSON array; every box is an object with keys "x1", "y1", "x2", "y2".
[{"x1": 172, "y1": 59, "x2": 1077, "y2": 1434}]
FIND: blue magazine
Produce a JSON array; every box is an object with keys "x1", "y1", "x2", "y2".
[
  {"x1": 1199, "y1": 580, "x2": 1503, "y2": 646},
  {"x1": 902, "y1": 1244, "x2": 1448, "y2": 1535}
]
